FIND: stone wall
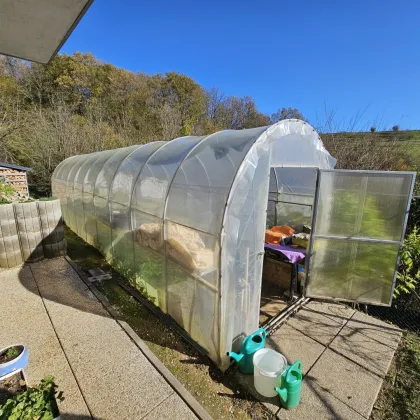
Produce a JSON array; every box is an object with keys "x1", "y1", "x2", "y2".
[{"x1": 0, "y1": 199, "x2": 66, "y2": 268}]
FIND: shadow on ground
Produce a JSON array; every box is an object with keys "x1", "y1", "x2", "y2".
[{"x1": 15, "y1": 226, "x2": 272, "y2": 419}]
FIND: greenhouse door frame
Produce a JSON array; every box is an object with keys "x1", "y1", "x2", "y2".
[{"x1": 304, "y1": 169, "x2": 416, "y2": 307}]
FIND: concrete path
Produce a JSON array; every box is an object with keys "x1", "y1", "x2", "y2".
[
  {"x1": 242, "y1": 300, "x2": 402, "y2": 419},
  {"x1": 0, "y1": 258, "x2": 208, "y2": 419}
]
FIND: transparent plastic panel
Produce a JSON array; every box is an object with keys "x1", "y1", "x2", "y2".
[
  {"x1": 166, "y1": 127, "x2": 267, "y2": 235},
  {"x1": 83, "y1": 150, "x2": 117, "y2": 243},
  {"x1": 276, "y1": 202, "x2": 313, "y2": 228},
  {"x1": 166, "y1": 220, "x2": 220, "y2": 362},
  {"x1": 84, "y1": 150, "x2": 117, "y2": 194},
  {"x1": 315, "y1": 172, "x2": 413, "y2": 241},
  {"x1": 166, "y1": 256, "x2": 219, "y2": 361},
  {"x1": 94, "y1": 145, "x2": 140, "y2": 199},
  {"x1": 131, "y1": 211, "x2": 165, "y2": 311},
  {"x1": 65, "y1": 156, "x2": 88, "y2": 232},
  {"x1": 307, "y1": 238, "x2": 400, "y2": 305},
  {"x1": 266, "y1": 200, "x2": 276, "y2": 228},
  {"x1": 52, "y1": 157, "x2": 78, "y2": 211},
  {"x1": 54, "y1": 156, "x2": 77, "y2": 180},
  {"x1": 110, "y1": 201, "x2": 134, "y2": 278},
  {"x1": 220, "y1": 142, "x2": 270, "y2": 369},
  {"x1": 109, "y1": 142, "x2": 165, "y2": 282},
  {"x1": 275, "y1": 167, "x2": 317, "y2": 196},
  {"x1": 269, "y1": 120, "x2": 336, "y2": 169},
  {"x1": 73, "y1": 152, "x2": 101, "y2": 237},
  {"x1": 94, "y1": 195, "x2": 112, "y2": 261},
  {"x1": 61, "y1": 155, "x2": 83, "y2": 182},
  {"x1": 74, "y1": 152, "x2": 101, "y2": 192},
  {"x1": 269, "y1": 168, "x2": 278, "y2": 193},
  {"x1": 52, "y1": 157, "x2": 79, "y2": 223},
  {"x1": 110, "y1": 142, "x2": 165, "y2": 206},
  {"x1": 132, "y1": 137, "x2": 202, "y2": 217},
  {"x1": 165, "y1": 221, "x2": 219, "y2": 285},
  {"x1": 272, "y1": 167, "x2": 317, "y2": 229}
]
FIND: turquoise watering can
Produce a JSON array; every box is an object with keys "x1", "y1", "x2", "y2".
[
  {"x1": 227, "y1": 328, "x2": 266, "y2": 374},
  {"x1": 274, "y1": 360, "x2": 302, "y2": 410}
]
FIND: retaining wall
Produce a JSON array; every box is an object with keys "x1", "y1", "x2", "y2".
[{"x1": 0, "y1": 199, "x2": 66, "y2": 268}]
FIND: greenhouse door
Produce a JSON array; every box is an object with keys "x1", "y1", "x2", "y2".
[{"x1": 305, "y1": 170, "x2": 416, "y2": 306}]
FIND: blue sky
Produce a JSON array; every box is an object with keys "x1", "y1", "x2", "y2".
[{"x1": 62, "y1": 0, "x2": 420, "y2": 130}]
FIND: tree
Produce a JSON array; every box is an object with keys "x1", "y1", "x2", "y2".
[
  {"x1": 392, "y1": 125, "x2": 400, "y2": 132},
  {"x1": 270, "y1": 107, "x2": 306, "y2": 123},
  {"x1": 152, "y1": 72, "x2": 206, "y2": 131},
  {"x1": 370, "y1": 127, "x2": 376, "y2": 132}
]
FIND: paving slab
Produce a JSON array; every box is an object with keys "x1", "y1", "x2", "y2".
[
  {"x1": 330, "y1": 325, "x2": 398, "y2": 378},
  {"x1": 267, "y1": 324, "x2": 325, "y2": 375},
  {"x1": 31, "y1": 259, "x2": 109, "y2": 318},
  {"x1": 0, "y1": 265, "x2": 91, "y2": 419},
  {"x1": 73, "y1": 356, "x2": 173, "y2": 419},
  {"x1": 143, "y1": 393, "x2": 198, "y2": 419},
  {"x1": 306, "y1": 301, "x2": 355, "y2": 322},
  {"x1": 286, "y1": 301, "x2": 352, "y2": 346},
  {"x1": 345, "y1": 311, "x2": 402, "y2": 350},
  {"x1": 59, "y1": 330, "x2": 159, "y2": 384},
  {"x1": 305, "y1": 349, "x2": 383, "y2": 418},
  {"x1": 0, "y1": 258, "x2": 206, "y2": 420},
  {"x1": 277, "y1": 378, "x2": 365, "y2": 420}
]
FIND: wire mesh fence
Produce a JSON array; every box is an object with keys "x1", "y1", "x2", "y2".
[{"x1": 352, "y1": 294, "x2": 420, "y2": 333}]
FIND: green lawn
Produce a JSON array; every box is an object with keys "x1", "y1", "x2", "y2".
[{"x1": 372, "y1": 331, "x2": 420, "y2": 420}]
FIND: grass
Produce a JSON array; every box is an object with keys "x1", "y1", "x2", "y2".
[
  {"x1": 372, "y1": 331, "x2": 420, "y2": 420},
  {"x1": 64, "y1": 226, "x2": 274, "y2": 420}
]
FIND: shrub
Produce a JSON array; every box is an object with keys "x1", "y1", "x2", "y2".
[{"x1": 394, "y1": 227, "x2": 420, "y2": 298}]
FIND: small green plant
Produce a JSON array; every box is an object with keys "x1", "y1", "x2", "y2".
[
  {"x1": 394, "y1": 227, "x2": 420, "y2": 298},
  {"x1": 0, "y1": 376, "x2": 63, "y2": 420},
  {"x1": 5, "y1": 347, "x2": 20, "y2": 360}
]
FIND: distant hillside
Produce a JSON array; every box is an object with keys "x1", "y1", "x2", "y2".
[{"x1": 320, "y1": 130, "x2": 420, "y2": 170}]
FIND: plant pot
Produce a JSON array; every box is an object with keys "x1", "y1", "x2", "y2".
[
  {"x1": 0, "y1": 370, "x2": 27, "y2": 406},
  {"x1": 0, "y1": 344, "x2": 29, "y2": 380}
]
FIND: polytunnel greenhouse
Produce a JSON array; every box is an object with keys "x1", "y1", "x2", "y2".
[{"x1": 52, "y1": 119, "x2": 416, "y2": 370}]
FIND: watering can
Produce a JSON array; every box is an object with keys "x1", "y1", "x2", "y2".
[
  {"x1": 227, "y1": 328, "x2": 266, "y2": 374},
  {"x1": 274, "y1": 360, "x2": 302, "y2": 410}
]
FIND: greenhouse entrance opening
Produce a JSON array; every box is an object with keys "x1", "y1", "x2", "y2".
[{"x1": 260, "y1": 166, "x2": 318, "y2": 326}]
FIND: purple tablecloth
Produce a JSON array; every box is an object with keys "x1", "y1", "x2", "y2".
[{"x1": 264, "y1": 243, "x2": 306, "y2": 264}]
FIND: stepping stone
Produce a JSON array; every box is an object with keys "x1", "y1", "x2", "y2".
[
  {"x1": 267, "y1": 324, "x2": 325, "y2": 375},
  {"x1": 303, "y1": 349, "x2": 382, "y2": 418},
  {"x1": 330, "y1": 313, "x2": 402, "y2": 378},
  {"x1": 286, "y1": 301, "x2": 353, "y2": 346},
  {"x1": 277, "y1": 377, "x2": 365, "y2": 420}
]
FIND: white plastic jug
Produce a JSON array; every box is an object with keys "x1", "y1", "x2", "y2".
[{"x1": 253, "y1": 349, "x2": 287, "y2": 397}]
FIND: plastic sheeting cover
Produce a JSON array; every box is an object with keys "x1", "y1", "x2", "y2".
[{"x1": 51, "y1": 119, "x2": 336, "y2": 370}]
